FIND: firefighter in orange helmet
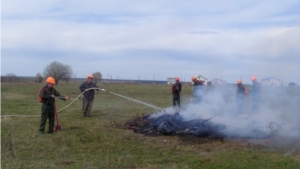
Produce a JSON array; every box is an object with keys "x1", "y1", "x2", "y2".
[
  {"x1": 191, "y1": 76, "x2": 204, "y2": 103},
  {"x1": 79, "y1": 74, "x2": 100, "y2": 117},
  {"x1": 39, "y1": 77, "x2": 70, "y2": 134},
  {"x1": 171, "y1": 77, "x2": 182, "y2": 108}
]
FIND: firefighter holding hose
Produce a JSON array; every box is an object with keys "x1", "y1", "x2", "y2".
[
  {"x1": 79, "y1": 74, "x2": 100, "y2": 117},
  {"x1": 39, "y1": 77, "x2": 70, "y2": 134},
  {"x1": 171, "y1": 77, "x2": 182, "y2": 108}
]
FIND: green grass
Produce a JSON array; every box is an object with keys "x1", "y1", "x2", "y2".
[{"x1": 1, "y1": 82, "x2": 300, "y2": 169}]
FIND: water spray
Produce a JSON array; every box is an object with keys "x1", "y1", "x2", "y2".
[{"x1": 99, "y1": 88, "x2": 166, "y2": 113}]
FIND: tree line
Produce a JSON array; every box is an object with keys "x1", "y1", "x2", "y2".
[{"x1": 4, "y1": 61, "x2": 102, "y2": 84}]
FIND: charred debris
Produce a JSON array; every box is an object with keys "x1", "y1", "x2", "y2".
[
  {"x1": 122, "y1": 112, "x2": 273, "y2": 139},
  {"x1": 123, "y1": 112, "x2": 226, "y2": 138}
]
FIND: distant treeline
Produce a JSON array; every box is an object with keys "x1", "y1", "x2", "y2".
[{"x1": 1, "y1": 76, "x2": 169, "y2": 84}]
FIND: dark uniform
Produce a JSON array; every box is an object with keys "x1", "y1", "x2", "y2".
[
  {"x1": 79, "y1": 81, "x2": 99, "y2": 117},
  {"x1": 172, "y1": 82, "x2": 182, "y2": 108},
  {"x1": 251, "y1": 80, "x2": 260, "y2": 112},
  {"x1": 236, "y1": 84, "x2": 245, "y2": 114},
  {"x1": 193, "y1": 80, "x2": 204, "y2": 103},
  {"x1": 39, "y1": 86, "x2": 65, "y2": 133}
]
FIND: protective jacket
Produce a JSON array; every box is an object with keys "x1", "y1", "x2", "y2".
[
  {"x1": 40, "y1": 86, "x2": 65, "y2": 106},
  {"x1": 193, "y1": 80, "x2": 203, "y2": 95},
  {"x1": 236, "y1": 84, "x2": 245, "y2": 99},
  {"x1": 252, "y1": 81, "x2": 260, "y2": 95},
  {"x1": 79, "y1": 81, "x2": 99, "y2": 99},
  {"x1": 172, "y1": 82, "x2": 182, "y2": 95}
]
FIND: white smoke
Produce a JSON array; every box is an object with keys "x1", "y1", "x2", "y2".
[{"x1": 151, "y1": 86, "x2": 300, "y2": 148}]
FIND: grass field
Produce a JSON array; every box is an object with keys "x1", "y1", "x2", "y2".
[{"x1": 1, "y1": 82, "x2": 300, "y2": 169}]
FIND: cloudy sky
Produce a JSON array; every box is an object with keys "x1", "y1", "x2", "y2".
[{"x1": 1, "y1": 0, "x2": 300, "y2": 84}]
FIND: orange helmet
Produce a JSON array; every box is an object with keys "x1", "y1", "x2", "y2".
[
  {"x1": 46, "y1": 77, "x2": 56, "y2": 84},
  {"x1": 191, "y1": 76, "x2": 196, "y2": 81},
  {"x1": 175, "y1": 77, "x2": 180, "y2": 81},
  {"x1": 237, "y1": 79, "x2": 242, "y2": 84},
  {"x1": 86, "y1": 74, "x2": 94, "y2": 79},
  {"x1": 251, "y1": 76, "x2": 256, "y2": 81}
]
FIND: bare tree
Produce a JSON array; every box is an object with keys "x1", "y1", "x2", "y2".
[
  {"x1": 6, "y1": 73, "x2": 18, "y2": 83},
  {"x1": 43, "y1": 61, "x2": 73, "y2": 84},
  {"x1": 35, "y1": 73, "x2": 43, "y2": 83},
  {"x1": 92, "y1": 72, "x2": 102, "y2": 85}
]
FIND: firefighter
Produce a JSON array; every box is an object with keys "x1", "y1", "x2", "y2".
[
  {"x1": 251, "y1": 76, "x2": 260, "y2": 113},
  {"x1": 235, "y1": 79, "x2": 245, "y2": 114},
  {"x1": 39, "y1": 77, "x2": 70, "y2": 134},
  {"x1": 171, "y1": 77, "x2": 182, "y2": 108},
  {"x1": 192, "y1": 76, "x2": 204, "y2": 104},
  {"x1": 79, "y1": 74, "x2": 100, "y2": 117}
]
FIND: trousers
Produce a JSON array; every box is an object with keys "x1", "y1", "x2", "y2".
[
  {"x1": 83, "y1": 99, "x2": 94, "y2": 117},
  {"x1": 39, "y1": 104, "x2": 55, "y2": 133}
]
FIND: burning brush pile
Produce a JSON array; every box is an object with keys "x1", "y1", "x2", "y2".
[{"x1": 124, "y1": 112, "x2": 227, "y2": 139}]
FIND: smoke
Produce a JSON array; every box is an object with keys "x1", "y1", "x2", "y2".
[{"x1": 150, "y1": 85, "x2": 300, "y2": 147}]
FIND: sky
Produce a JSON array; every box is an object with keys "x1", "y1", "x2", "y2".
[{"x1": 1, "y1": 0, "x2": 300, "y2": 84}]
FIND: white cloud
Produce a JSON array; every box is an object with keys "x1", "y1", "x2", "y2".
[{"x1": 1, "y1": 0, "x2": 300, "y2": 84}]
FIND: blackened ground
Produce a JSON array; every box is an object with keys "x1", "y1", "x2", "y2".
[
  {"x1": 117, "y1": 114, "x2": 300, "y2": 155},
  {"x1": 122, "y1": 113, "x2": 227, "y2": 139}
]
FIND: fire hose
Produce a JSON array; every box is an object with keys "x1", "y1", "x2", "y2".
[
  {"x1": 57, "y1": 87, "x2": 166, "y2": 113},
  {"x1": 55, "y1": 87, "x2": 99, "y2": 113},
  {"x1": 1, "y1": 87, "x2": 166, "y2": 118}
]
